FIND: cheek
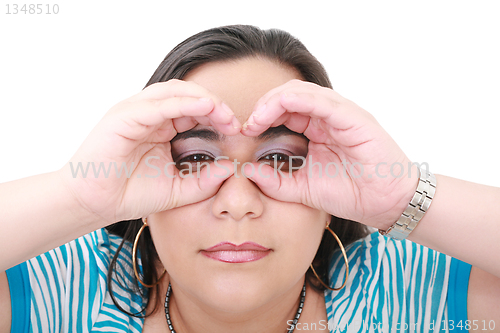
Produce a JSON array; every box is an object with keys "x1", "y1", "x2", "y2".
[
  {"x1": 274, "y1": 210, "x2": 328, "y2": 270},
  {"x1": 147, "y1": 209, "x2": 200, "y2": 271}
]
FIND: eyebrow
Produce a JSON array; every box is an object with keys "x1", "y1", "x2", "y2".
[
  {"x1": 171, "y1": 125, "x2": 307, "y2": 143},
  {"x1": 256, "y1": 125, "x2": 307, "y2": 140},
  {"x1": 171, "y1": 128, "x2": 221, "y2": 143}
]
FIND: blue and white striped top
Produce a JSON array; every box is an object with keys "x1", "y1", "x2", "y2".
[{"x1": 6, "y1": 229, "x2": 471, "y2": 332}]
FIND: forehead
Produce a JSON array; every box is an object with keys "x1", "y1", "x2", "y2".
[{"x1": 182, "y1": 56, "x2": 302, "y2": 124}]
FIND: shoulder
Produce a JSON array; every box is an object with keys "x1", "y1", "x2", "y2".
[
  {"x1": 324, "y1": 231, "x2": 454, "y2": 332},
  {"x1": 6, "y1": 228, "x2": 145, "y2": 333},
  {"x1": 25, "y1": 228, "x2": 130, "y2": 281},
  {"x1": 327, "y1": 231, "x2": 450, "y2": 279}
]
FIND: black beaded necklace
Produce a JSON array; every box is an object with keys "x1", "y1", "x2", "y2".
[{"x1": 164, "y1": 281, "x2": 307, "y2": 333}]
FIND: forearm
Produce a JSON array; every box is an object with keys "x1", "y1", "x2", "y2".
[
  {"x1": 407, "y1": 174, "x2": 500, "y2": 277},
  {"x1": 0, "y1": 171, "x2": 108, "y2": 271}
]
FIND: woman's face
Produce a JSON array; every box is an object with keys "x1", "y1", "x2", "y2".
[{"x1": 148, "y1": 57, "x2": 329, "y2": 313}]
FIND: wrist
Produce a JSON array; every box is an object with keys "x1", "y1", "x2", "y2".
[
  {"x1": 379, "y1": 165, "x2": 436, "y2": 240},
  {"x1": 54, "y1": 169, "x2": 110, "y2": 230}
]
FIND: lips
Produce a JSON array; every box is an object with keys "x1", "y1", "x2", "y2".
[{"x1": 201, "y1": 242, "x2": 271, "y2": 263}]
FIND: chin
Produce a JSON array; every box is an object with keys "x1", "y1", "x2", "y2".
[
  {"x1": 202, "y1": 284, "x2": 277, "y2": 314},
  {"x1": 181, "y1": 270, "x2": 297, "y2": 313}
]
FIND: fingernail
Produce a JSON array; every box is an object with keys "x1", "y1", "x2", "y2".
[
  {"x1": 242, "y1": 122, "x2": 248, "y2": 131},
  {"x1": 199, "y1": 97, "x2": 211, "y2": 102},
  {"x1": 245, "y1": 115, "x2": 255, "y2": 128},
  {"x1": 230, "y1": 117, "x2": 241, "y2": 129},
  {"x1": 221, "y1": 102, "x2": 234, "y2": 116},
  {"x1": 253, "y1": 104, "x2": 266, "y2": 117},
  {"x1": 244, "y1": 114, "x2": 256, "y2": 128},
  {"x1": 283, "y1": 93, "x2": 297, "y2": 98}
]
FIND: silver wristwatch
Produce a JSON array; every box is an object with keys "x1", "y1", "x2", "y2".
[{"x1": 379, "y1": 167, "x2": 437, "y2": 240}]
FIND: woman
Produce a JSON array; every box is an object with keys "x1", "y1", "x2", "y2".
[{"x1": 1, "y1": 25, "x2": 499, "y2": 333}]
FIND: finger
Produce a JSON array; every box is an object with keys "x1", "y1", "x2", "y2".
[
  {"x1": 243, "y1": 162, "x2": 305, "y2": 205},
  {"x1": 279, "y1": 92, "x2": 353, "y2": 129},
  {"x1": 172, "y1": 112, "x2": 241, "y2": 136},
  {"x1": 241, "y1": 111, "x2": 288, "y2": 134},
  {"x1": 172, "y1": 117, "x2": 198, "y2": 133},
  {"x1": 148, "y1": 121, "x2": 176, "y2": 143},
  {"x1": 112, "y1": 97, "x2": 239, "y2": 140},
  {"x1": 242, "y1": 111, "x2": 310, "y2": 138},
  {"x1": 127, "y1": 79, "x2": 241, "y2": 136},
  {"x1": 243, "y1": 78, "x2": 360, "y2": 131},
  {"x1": 245, "y1": 91, "x2": 332, "y2": 133},
  {"x1": 280, "y1": 113, "x2": 310, "y2": 134},
  {"x1": 241, "y1": 102, "x2": 286, "y2": 136},
  {"x1": 171, "y1": 159, "x2": 235, "y2": 208},
  {"x1": 193, "y1": 116, "x2": 212, "y2": 127},
  {"x1": 210, "y1": 103, "x2": 241, "y2": 134},
  {"x1": 174, "y1": 116, "x2": 241, "y2": 136},
  {"x1": 283, "y1": 93, "x2": 381, "y2": 147},
  {"x1": 302, "y1": 118, "x2": 329, "y2": 144},
  {"x1": 240, "y1": 81, "x2": 310, "y2": 136},
  {"x1": 269, "y1": 112, "x2": 291, "y2": 128},
  {"x1": 127, "y1": 97, "x2": 220, "y2": 125},
  {"x1": 194, "y1": 102, "x2": 236, "y2": 125},
  {"x1": 112, "y1": 96, "x2": 213, "y2": 125},
  {"x1": 214, "y1": 117, "x2": 241, "y2": 134},
  {"x1": 105, "y1": 97, "x2": 213, "y2": 142},
  {"x1": 243, "y1": 92, "x2": 372, "y2": 144},
  {"x1": 250, "y1": 79, "x2": 307, "y2": 109},
  {"x1": 135, "y1": 80, "x2": 242, "y2": 134}
]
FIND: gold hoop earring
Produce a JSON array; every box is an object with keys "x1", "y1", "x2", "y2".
[
  {"x1": 309, "y1": 225, "x2": 349, "y2": 291},
  {"x1": 132, "y1": 218, "x2": 166, "y2": 288}
]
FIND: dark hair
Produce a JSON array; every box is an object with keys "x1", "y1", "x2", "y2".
[{"x1": 106, "y1": 24, "x2": 370, "y2": 317}]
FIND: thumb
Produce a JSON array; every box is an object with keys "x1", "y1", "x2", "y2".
[
  {"x1": 172, "y1": 159, "x2": 235, "y2": 208},
  {"x1": 243, "y1": 163, "x2": 306, "y2": 204}
]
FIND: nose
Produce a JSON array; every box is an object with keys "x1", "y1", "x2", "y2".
[{"x1": 212, "y1": 172, "x2": 264, "y2": 221}]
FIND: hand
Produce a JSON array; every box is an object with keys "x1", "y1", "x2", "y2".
[
  {"x1": 241, "y1": 79, "x2": 418, "y2": 229},
  {"x1": 57, "y1": 79, "x2": 240, "y2": 224}
]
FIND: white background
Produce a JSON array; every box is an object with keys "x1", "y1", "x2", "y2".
[{"x1": 1, "y1": 0, "x2": 499, "y2": 186}]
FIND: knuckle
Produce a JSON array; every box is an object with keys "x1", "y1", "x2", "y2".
[
  {"x1": 176, "y1": 96, "x2": 191, "y2": 105},
  {"x1": 285, "y1": 79, "x2": 304, "y2": 88},
  {"x1": 166, "y1": 78, "x2": 182, "y2": 87},
  {"x1": 150, "y1": 98, "x2": 165, "y2": 109}
]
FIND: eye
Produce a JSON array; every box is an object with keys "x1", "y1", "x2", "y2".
[
  {"x1": 178, "y1": 153, "x2": 213, "y2": 163},
  {"x1": 176, "y1": 153, "x2": 214, "y2": 171},
  {"x1": 260, "y1": 152, "x2": 289, "y2": 162},
  {"x1": 259, "y1": 152, "x2": 305, "y2": 171}
]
